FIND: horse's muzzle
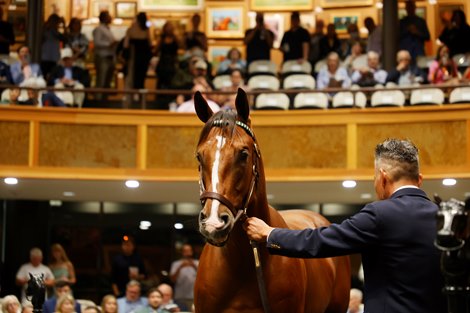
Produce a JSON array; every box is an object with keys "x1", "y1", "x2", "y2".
[{"x1": 198, "y1": 208, "x2": 235, "y2": 246}]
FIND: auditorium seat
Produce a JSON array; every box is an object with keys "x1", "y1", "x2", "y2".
[
  {"x1": 213, "y1": 75, "x2": 232, "y2": 90},
  {"x1": 248, "y1": 75, "x2": 280, "y2": 91},
  {"x1": 76, "y1": 299, "x2": 96, "y2": 309},
  {"x1": 247, "y1": 60, "x2": 277, "y2": 77},
  {"x1": 255, "y1": 93, "x2": 290, "y2": 110},
  {"x1": 314, "y1": 58, "x2": 327, "y2": 74},
  {"x1": 283, "y1": 74, "x2": 315, "y2": 90},
  {"x1": 449, "y1": 87, "x2": 470, "y2": 104},
  {"x1": 371, "y1": 90, "x2": 405, "y2": 107},
  {"x1": 281, "y1": 60, "x2": 312, "y2": 77},
  {"x1": 293, "y1": 92, "x2": 328, "y2": 109},
  {"x1": 332, "y1": 92, "x2": 355, "y2": 108},
  {"x1": 410, "y1": 88, "x2": 444, "y2": 106}
]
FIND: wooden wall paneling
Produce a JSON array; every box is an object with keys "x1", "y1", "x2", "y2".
[{"x1": 0, "y1": 121, "x2": 29, "y2": 166}]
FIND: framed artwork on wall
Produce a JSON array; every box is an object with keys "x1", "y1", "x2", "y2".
[
  {"x1": 71, "y1": 0, "x2": 88, "y2": 19},
  {"x1": 398, "y1": 6, "x2": 426, "y2": 19},
  {"x1": 206, "y1": 6, "x2": 245, "y2": 38},
  {"x1": 115, "y1": 2, "x2": 137, "y2": 19},
  {"x1": 92, "y1": 1, "x2": 114, "y2": 17},
  {"x1": 331, "y1": 13, "x2": 360, "y2": 33},
  {"x1": 139, "y1": 0, "x2": 203, "y2": 11},
  {"x1": 248, "y1": 12, "x2": 284, "y2": 48},
  {"x1": 319, "y1": 0, "x2": 372, "y2": 8},
  {"x1": 250, "y1": 0, "x2": 312, "y2": 12}
]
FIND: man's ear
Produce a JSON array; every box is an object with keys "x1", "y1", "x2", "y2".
[{"x1": 379, "y1": 168, "x2": 388, "y2": 188}]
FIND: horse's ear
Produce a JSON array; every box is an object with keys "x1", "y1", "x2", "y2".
[
  {"x1": 235, "y1": 88, "x2": 250, "y2": 122},
  {"x1": 194, "y1": 91, "x2": 213, "y2": 123},
  {"x1": 434, "y1": 194, "x2": 442, "y2": 205}
]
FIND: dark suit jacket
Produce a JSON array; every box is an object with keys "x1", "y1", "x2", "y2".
[
  {"x1": 48, "y1": 65, "x2": 91, "y2": 87},
  {"x1": 385, "y1": 66, "x2": 427, "y2": 85},
  {"x1": 267, "y1": 188, "x2": 446, "y2": 313}
]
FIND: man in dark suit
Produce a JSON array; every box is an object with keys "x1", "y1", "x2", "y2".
[
  {"x1": 43, "y1": 280, "x2": 81, "y2": 313},
  {"x1": 245, "y1": 138, "x2": 446, "y2": 313}
]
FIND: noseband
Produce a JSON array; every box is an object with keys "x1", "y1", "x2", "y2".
[
  {"x1": 434, "y1": 199, "x2": 468, "y2": 252},
  {"x1": 199, "y1": 119, "x2": 260, "y2": 224}
]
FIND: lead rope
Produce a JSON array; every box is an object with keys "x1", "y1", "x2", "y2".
[{"x1": 250, "y1": 240, "x2": 272, "y2": 313}]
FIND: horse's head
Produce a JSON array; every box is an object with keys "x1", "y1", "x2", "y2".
[
  {"x1": 195, "y1": 89, "x2": 261, "y2": 246},
  {"x1": 435, "y1": 196, "x2": 470, "y2": 251}
]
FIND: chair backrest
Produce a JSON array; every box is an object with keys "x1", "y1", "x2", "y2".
[
  {"x1": 351, "y1": 54, "x2": 368, "y2": 70},
  {"x1": 76, "y1": 299, "x2": 96, "y2": 310},
  {"x1": 213, "y1": 75, "x2": 232, "y2": 90},
  {"x1": 332, "y1": 92, "x2": 356, "y2": 108},
  {"x1": 314, "y1": 58, "x2": 327, "y2": 73},
  {"x1": 371, "y1": 90, "x2": 405, "y2": 107},
  {"x1": 410, "y1": 88, "x2": 444, "y2": 106},
  {"x1": 293, "y1": 92, "x2": 328, "y2": 109},
  {"x1": 283, "y1": 74, "x2": 315, "y2": 90},
  {"x1": 281, "y1": 60, "x2": 312, "y2": 76},
  {"x1": 385, "y1": 82, "x2": 397, "y2": 88},
  {"x1": 355, "y1": 91, "x2": 367, "y2": 108},
  {"x1": 449, "y1": 87, "x2": 470, "y2": 104},
  {"x1": 248, "y1": 75, "x2": 280, "y2": 90},
  {"x1": 255, "y1": 93, "x2": 290, "y2": 110},
  {"x1": 416, "y1": 55, "x2": 435, "y2": 69},
  {"x1": 248, "y1": 60, "x2": 277, "y2": 76}
]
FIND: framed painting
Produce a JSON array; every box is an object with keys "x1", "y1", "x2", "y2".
[
  {"x1": 139, "y1": 0, "x2": 203, "y2": 11},
  {"x1": 248, "y1": 12, "x2": 284, "y2": 48},
  {"x1": 435, "y1": 3, "x2": 465, "y2": 36},
  {"x1": 6, "y1": 9, "x2": 26, "y2": 42},
  {"x1": 398, "y1": 6, "x2": 426, "y2": 19},
  {"x1": 71, "y1": 0, "x2": 89, "y2": 19},
  {"x1": 92, "y1": 1, "x2": 114, "y2": 17},
  {"x1": 250, "y1": 0, "x2": 312, "y2": 12},
  {"x1": 115, "y1": 2, "x2": 137, "y2": 19},
  {"x1": 319, "y1": 0, "x2": 372, "y2": 8},
  {"x1": 331, "y1": 13, "x2": 360, "y2": 33},
  {"x1": 206, "y1": 6, "x2": 245, "y2": 38}
]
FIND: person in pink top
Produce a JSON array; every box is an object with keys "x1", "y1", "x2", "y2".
[{"x1": 427, "y1": 45, "x2": 459, "y2": 84}]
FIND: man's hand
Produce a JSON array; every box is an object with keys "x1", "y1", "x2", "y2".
[{"x1": 244, "y1": 217, "x2": 274, "y2": 242}]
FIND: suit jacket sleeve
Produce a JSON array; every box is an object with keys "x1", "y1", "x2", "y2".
[{"x1": 267, "y1": 203, "x2": 380, "y2": 258}]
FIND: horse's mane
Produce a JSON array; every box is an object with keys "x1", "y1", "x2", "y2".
[{"x1": 197, "y1": 110, "x2": 240, "y2": 145}]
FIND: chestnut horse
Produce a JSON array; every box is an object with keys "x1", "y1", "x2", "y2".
[{"x1": 193, "y1": 89, "x2": 350, "y2": 313}]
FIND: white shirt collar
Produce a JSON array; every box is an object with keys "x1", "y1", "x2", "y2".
[{"x1": 393, "y1": 185, "x2": 419, "y2": 193}]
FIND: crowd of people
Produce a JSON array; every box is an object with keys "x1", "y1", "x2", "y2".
[
  {"x1": 8, "y1": 238, "x2": 198, "y2": 313},
  {"x1": 0, "y1": 3, "x2": 470, "y2": 110}
]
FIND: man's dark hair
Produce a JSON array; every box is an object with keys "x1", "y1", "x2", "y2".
[
  {"x1": 54, "y1": 280, "x2": 72, "y2": 289},
  {"x1": 375, "y1": 138, "x2": 420, "y2": 182}
]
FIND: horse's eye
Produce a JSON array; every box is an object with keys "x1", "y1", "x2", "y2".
[
  {"x1": 240, "y1": 149, "x2": 249, "y2": 160},
  {"x1": 196, "y1": 153, "x2": 202, "y2": 163}
]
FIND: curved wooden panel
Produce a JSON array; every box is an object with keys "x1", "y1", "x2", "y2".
[{"x1": 0, "y1": 121, "x2": 29, "y2": 165}]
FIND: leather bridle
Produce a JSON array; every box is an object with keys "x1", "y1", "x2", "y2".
[{"x1": 198, "y1": 119, "x2": 260, "y2": 224}]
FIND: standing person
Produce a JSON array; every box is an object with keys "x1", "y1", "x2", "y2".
[
  {"x1": 92, "y1": 10, "x2": 117, "y2": 101},
  {"x1": 280, "y1": 11, "x2": 310, "y2": 63},
  {"x1": 438, "y1": 9, "x2": 470, "y2": 57},
  {"x1": 111, "y1": 236, "x2": 146, "y2": 298},
  {"x1": 0, "y1": 6, "x2": 15, "y2": 56},
  {"x1": 48, "y1": 243, "x2": 77, "y2": 285},
  {"x1": 245, "y1": 138, "x2": 447, "y2": 313},
  {"x1": 318, "y1": 23, "x2": 342, "y2": 63},
  {"x1": 183, "y1": 14, "x2": 207, "y2": 52},
  {"x1": 244, "y1": 12, "x2": 274, "y2": 66},
  {"x1": 169, "y1": 244, "x2": 198, "y2": 310},
  {"x1": 101, "y1": 295, "x2": 118, "y2": 313},
  {"x1": 364, "y1": 17, "x2": 382, "y2": 56},
  {"x1": 65, "y1": 18, "x2": 89, "y2": 68},
  {"x1": 123, "y1": 12, "x2": 152, "y2": 96},
  {"x1": 308, "y1": 19, "x2": 325, "y2": 73},
  {"x1": 399, "y1": 0, "x2": 430, "y2": 61},
  {"x1": 40, "y1": 13, "x2": 67, "y2": 81},
  {"x1": 16, "y1": 248, "x2": 55, "y2": 305}
]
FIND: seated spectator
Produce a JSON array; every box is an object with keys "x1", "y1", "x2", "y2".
[
  {"x1": 48, "y1": 47, "x2": 90, "y2": 107},
  {"x1": 0, "y1": 60, "x2": 13, "y2": 91},
  {"x1": 19, "y1": 77, "x2": 66, "y2": 107},
  {"x1": 134, "y1": 287, "x2": 178, "y2": 313},
  {"x1": 347, "y1": 288, "x2": 364, "y2": 313},
  {"x1": 176, "y1": 84, "x2": 220, "y2": 113},
  {"x1": 215, "y1": 69, "x2": 250, "y2": 110},
  {"x1": 22, "y1": 304, "x2": 33, "y2": 313},
  {"x1": 216, "y1": 48, "x2": 246, "y2": 75},
  {"x1": 2, "y1": 295, "x2": 21, "y2": 313},
  {"x1": 351, "y1": 51, "x2": 387, "y2": 87},
  {"x1": 10, "y1": 46, "x2": 42, "y2": 85},
  {"x1": 117, "y1": 280, "x2": 147, "y2": 313},
  {"x1": 386, "y1": 50, "x2": 426, "y2": 86},
  {"x1": 342, "y1": 41, "x2": 365, "y2": 75},
  {"x1": 101, "y1": 295, "x2": 117, "y2": 313},
  {"x1": 55, "y1": 294, "x2": 76, "y2": 313},
  {"x1": 43, "y1": 281, "x2": 81, "y2": 313},
  {"x1": 0, "y1": 87, "x2": 21, "y2": 105},
  {"x1": 427, "y1": 45, "x2": 460, "y2": 85},
  {"x1": 316, "y1": 52, "x2": 351, "y2": 90},
  {"x1": 156, "y1": 284, "x2": 186, "y2": 312}
]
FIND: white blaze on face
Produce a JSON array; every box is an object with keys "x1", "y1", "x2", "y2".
[{"x1": 205, "y1": 135, "x2": 226, "y2": 230}]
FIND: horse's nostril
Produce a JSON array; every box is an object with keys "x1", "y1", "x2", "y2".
[
  {"x1": 199, "y1": 211, "x2": 207, "y2": 222},
  {"x1": 220, "y1": 213, "x2": 230, "y2": 225}
]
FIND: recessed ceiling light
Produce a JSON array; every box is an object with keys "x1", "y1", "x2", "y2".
[
  {"x1": 442, "y1": 178, "x2": 457, "y2": 186},
  {"x1": 140, "y1": 221, "x2": 151, "y2": 228},
  {"x1": 63, "y1": 191, "x2": 75, "y2": 197},
  {"x1": 139, "y1": 225, "x2": 149, "y2": 230},
  {"x1": 174, "y1": 223, "x2": 184, "y2": 230},
  {"x1": 342, "y1": 180, "x2": 357, "y2": 188},
  {"x1": 4, "y1": 177, "x2": 18, "y2": 185},
  {"x1": 125, "y1": 180, "x2": 140, "y2": 188}
]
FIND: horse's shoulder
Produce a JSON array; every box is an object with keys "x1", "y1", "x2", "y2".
[{"x1": 278, "y1": 209, "x2": 330, "y2": 230}]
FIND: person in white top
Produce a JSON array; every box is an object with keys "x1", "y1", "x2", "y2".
[
  {"x1": 16, "y1": 247, "x2": 55, "y2": 305},
  {"x1": 176, "y1": 84, "x2": 220, "y2": 113}
]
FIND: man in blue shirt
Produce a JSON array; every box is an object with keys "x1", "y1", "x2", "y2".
[{"x1": 117, "y1": 280, "x2": 148, "y2": 313}]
